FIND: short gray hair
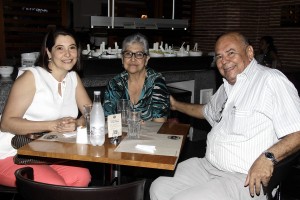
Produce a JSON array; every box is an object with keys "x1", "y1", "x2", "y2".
[{"x1": 122, "y1": 33, "x2": 149, "y2": 55}]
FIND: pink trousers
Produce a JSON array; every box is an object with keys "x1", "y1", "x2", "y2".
[{"x1": 0, "y1": 156, "x2": 91, "y2": 187}]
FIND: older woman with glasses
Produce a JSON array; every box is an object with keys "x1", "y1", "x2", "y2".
[{"x1": 103, "y1": 33, "x2": 170, "y2": 122}]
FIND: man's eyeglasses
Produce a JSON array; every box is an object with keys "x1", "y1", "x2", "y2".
[
  {"x1": 215, "y1": 98, "x2": 227, "y2": 123},
  {"x1": 122, "y1": 51, "x2": 147, "y2": 59}
]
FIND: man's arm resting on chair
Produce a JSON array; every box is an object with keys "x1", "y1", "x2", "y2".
[{"x1": 244, "y1": 131, "x2": 300, "y2": 197}]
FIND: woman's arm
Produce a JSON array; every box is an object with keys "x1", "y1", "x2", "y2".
[
  {"x1": 0, "y1": 71, "x2": 81, "y2": 134},
  {"x1": 0, "y1": 71, "x2": 64, "y2": 134},
  {"x1": 152, "y1": 117, "x2": 167, "y2": 123},
  {"x1": 151, "y1": 76, "x2": 170, "y2": 122},
  {"x1": 75, "y1": 73, "x2": 92, "y2": 127}
]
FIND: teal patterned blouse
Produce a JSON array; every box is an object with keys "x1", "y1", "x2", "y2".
[{"x1": 103, "y1": 67, "x2": 170, "y2": 121}]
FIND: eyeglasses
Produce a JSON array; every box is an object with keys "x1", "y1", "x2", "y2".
[
  {"x1": 122, "y1": 51, "x2": 147, "y2": 59},
  {"x1": 215, "y1": 98, "x2": 227, "y2": 123}
]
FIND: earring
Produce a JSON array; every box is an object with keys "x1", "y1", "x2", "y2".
[{"x1": 48, "y1": 58, "x2": 52, "y2": 62}]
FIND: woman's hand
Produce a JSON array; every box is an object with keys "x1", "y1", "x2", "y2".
[{"x1": 52, "y1": 117, "x2": 77, "y2": 132}]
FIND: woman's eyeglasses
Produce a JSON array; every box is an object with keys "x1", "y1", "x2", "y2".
[{"x1": 122, "y1": 51, "x2": 147, "y2": 59}]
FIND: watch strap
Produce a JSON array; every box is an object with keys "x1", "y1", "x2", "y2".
[{"x1": 263, "y1": 151, "x2": 278, "y2": 165}]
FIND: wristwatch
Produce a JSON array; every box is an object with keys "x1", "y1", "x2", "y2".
[{"x1": 263, "y1": 151, "x2": 278, "y2": 165}]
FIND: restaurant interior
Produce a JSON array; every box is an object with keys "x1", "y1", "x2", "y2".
[{"x1": 0, "y1": 0, "x2": 300, "y2": 200}]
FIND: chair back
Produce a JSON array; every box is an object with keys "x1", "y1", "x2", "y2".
[
  {"x1": 0, "y1": 185, "x2": 17, "y2": 194},
  {"x1": 265, "y1": 150, "x2": 300, "y2": 200},
  {"x1": 15, "y1": 167, "x2": 145, "y2": 200}
]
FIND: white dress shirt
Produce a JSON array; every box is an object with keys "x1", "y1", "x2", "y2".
[{"x1": 204, "y1": 60, "x2": 300, "y2": 173}]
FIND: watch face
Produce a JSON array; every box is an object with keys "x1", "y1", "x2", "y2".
[
  {"x1": 265, "y1": 152, "x2": 274, "y2": 159},
  {"x1": 264, "y1": 151, "x2": 277, "y2": 165}
]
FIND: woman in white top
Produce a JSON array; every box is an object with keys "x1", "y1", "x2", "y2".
[{"x1": 0, "y1": 28, "x2": 92, "y2": 187}]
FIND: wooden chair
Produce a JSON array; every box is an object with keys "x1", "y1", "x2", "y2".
[{"x1": 15, "y1": 167, "x2": 146, "y2": 200}]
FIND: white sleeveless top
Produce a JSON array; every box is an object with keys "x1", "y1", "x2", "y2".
[{"x1": 0, "y1": 67, "x2": 78, "y2": 159}]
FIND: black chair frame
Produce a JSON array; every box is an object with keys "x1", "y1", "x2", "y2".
[
  {"x1": 265, "y1": 150, "x2": 300, "y2": 200},
  {"x1": 15, "y1": 167, "x2": 146, "y2": 200}
]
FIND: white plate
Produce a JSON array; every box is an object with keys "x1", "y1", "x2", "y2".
[{"x1": 164, "y1": 53, "x2": 176, "y2": 57}]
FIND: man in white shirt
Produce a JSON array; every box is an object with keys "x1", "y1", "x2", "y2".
[{"x1": 150, "y1": 32, "x2": 300, "y2": 200}]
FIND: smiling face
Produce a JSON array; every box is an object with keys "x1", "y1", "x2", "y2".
[
  {"x1": 47, "y1": 35, "x2": 78, "y2": 72},
  {"x1": 121, "y1": 42, "x2": 150, "y2": 75},
  {"x1": 215, "y1": 33, "x2": 254, "y2": 85}
]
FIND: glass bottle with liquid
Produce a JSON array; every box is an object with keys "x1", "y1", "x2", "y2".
[{"x1": 89, "y1": 91, "x2": 105, "y2": 146}]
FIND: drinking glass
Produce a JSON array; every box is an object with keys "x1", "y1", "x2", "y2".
[
  {"x1": 127, "y1": 110, "x2": 141, "y2": 139},
  {"x1": 83, "y1": 104, "x2": 92, "y2": 135},
  {"x1": 117, "y1": 99, "x2": 131, "y2": 126}
]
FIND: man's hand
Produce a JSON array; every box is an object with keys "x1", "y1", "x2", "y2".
[
  {"x1": 170, "y1": 95, "x2": 177, "y2": 111},
  {"x1": 244, "y1": 155, "x2": 274, "y2": 197}
]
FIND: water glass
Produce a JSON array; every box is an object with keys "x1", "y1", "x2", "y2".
[
  {"x1": 83, "y1": 104, "x2": 92, "y2": 135},
  {"x1": 90, "y1": 127, "x2": 105, "y2": 146},
  {"x1": 127, "y1": 111, "x2": 141, "y2": 139},
  {"x1": 117, "y1": 99, "x2": 131, "y2": 126}
]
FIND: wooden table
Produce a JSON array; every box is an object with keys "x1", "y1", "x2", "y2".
[{"x1": 17, "y1": 122, "x2": 190, "y2": 171}]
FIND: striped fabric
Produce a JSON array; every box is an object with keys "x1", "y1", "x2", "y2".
[
  {"x1": 204, "y1": 59, "x2": 300, "y2": 174},
  {"x1": 103, "y1": 67, "x2": 170, "y2": 121}
]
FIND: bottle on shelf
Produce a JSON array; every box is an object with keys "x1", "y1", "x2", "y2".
[{"x1": 89, "y1": 91, "x2": 105, "y2": 146}]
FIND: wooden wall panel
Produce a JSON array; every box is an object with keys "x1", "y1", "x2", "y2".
[
  {"x1": 0, "y1": 0, "x2": 68, "y2": 65},
  {"x1": 0, "y1": 0, "x2": 5, "y2": 65},
  {"x1": 190, "y1": 0, "x2": 300, "y2": 70}
]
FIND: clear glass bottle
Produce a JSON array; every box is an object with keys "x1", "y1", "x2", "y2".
[{"x1": 89, "y1": 91, "x2": 105, "y2": 146}]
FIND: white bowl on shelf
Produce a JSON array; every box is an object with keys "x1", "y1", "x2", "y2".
[
  {"x1": 0, "y1": 66, "x2": 14, "y2": 77},
  {"x1": 91, "y1": 50, "x2": 101, "y2": 57},
  {"x1": 163, "y1": 52, "x2": 176, "y2": 57},
  {"x1": 82, "y1": 50, "x2": 90, "y2": 55},
  {"x1": 176, "y1": 51, "x2": 189, "y2": 57},
  {"x1": 189, "y1": 51, "x2": 203, "y2": 57},
  {"x1": 149, "y1": 50, "x2": 164, "y2": 58}
]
